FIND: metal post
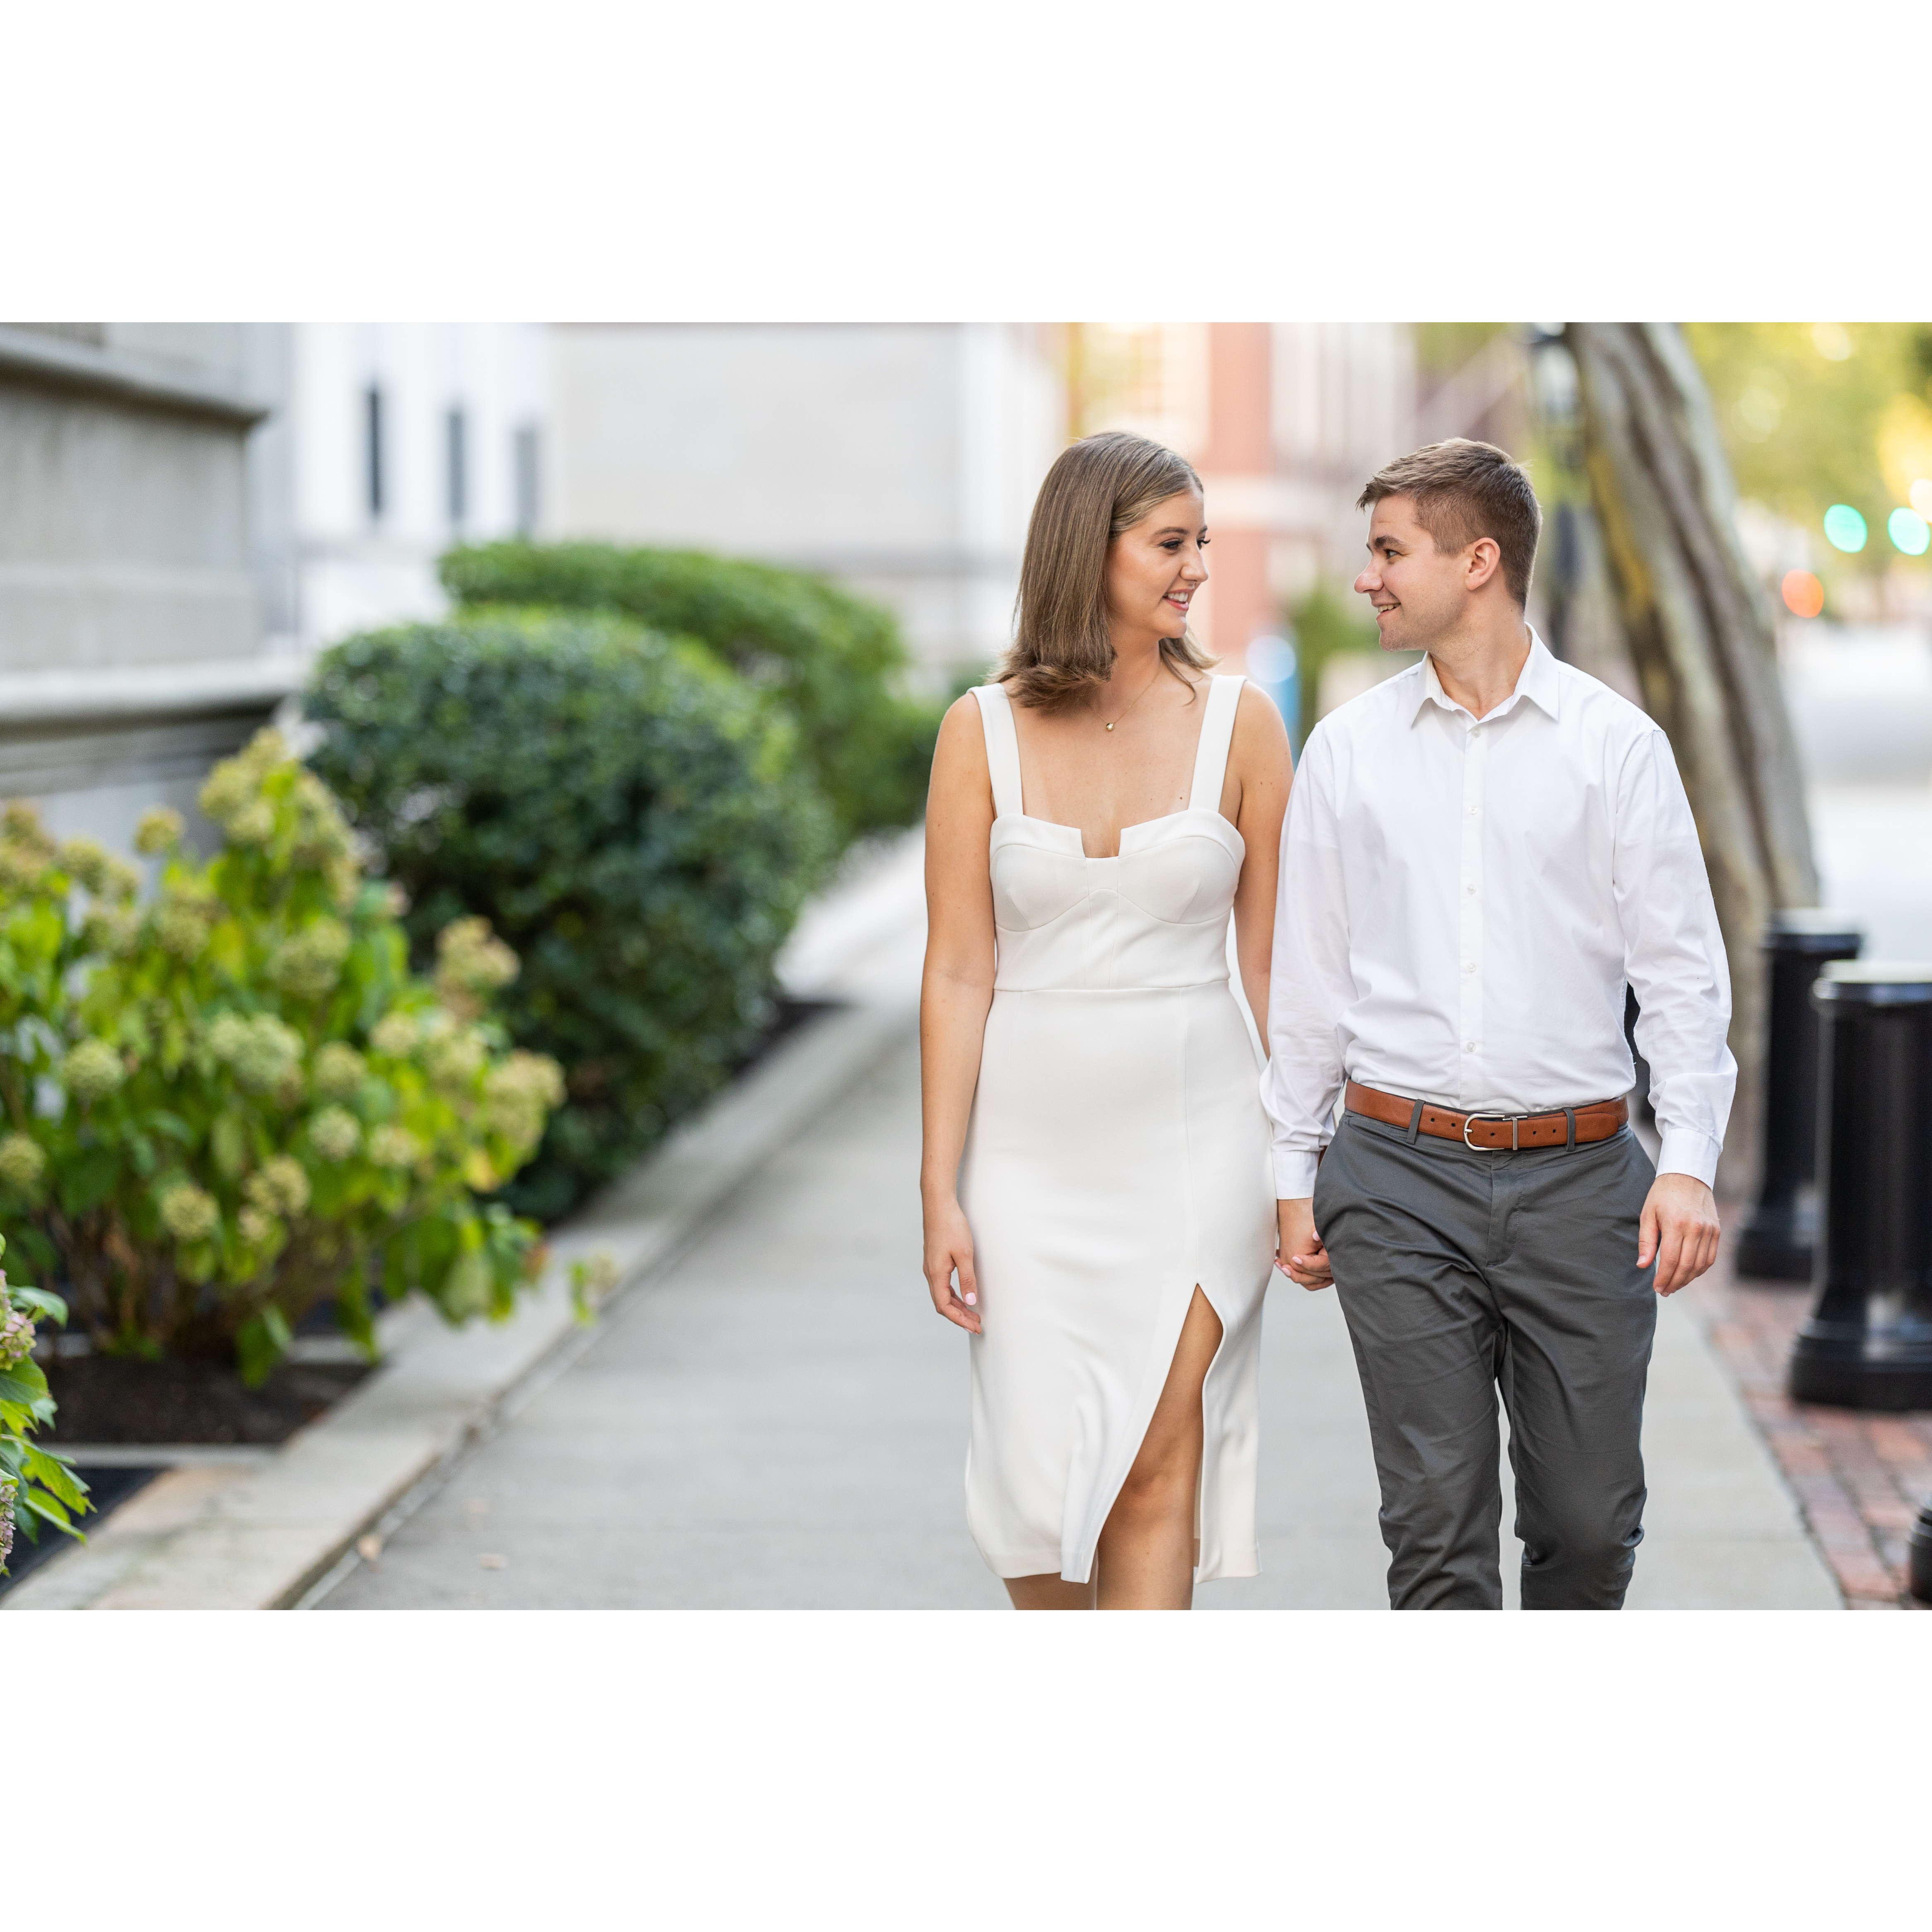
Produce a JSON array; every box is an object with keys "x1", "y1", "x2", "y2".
[
  {"x1": 1789, "y1": 963, "x2": 1932, "y2": 1409},
  {"x1": 1736, "y1": 910, "x2": 1864, "y2": 1279}
]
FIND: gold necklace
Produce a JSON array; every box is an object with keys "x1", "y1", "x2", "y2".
[{"x1": 1097, "y1": 666, "x2": 1161, "y2": 733}]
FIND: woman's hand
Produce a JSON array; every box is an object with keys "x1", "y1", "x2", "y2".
[
  {"x1": 923, "y1": 1195, "x2": 982, "y2": 1334},
  {"x1": 1275, "y1": 1198, "x2": 1332, "y2": 1290}
]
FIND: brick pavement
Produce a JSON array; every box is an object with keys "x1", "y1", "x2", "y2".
[{"x1": 1699, "y1": 1235, "x2": 1932, "y2": 1610}]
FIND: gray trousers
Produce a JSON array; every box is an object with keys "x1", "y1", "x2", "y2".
[{"x1": 1313, "y1": 1110, "x2": 1658, "y2": 1610}]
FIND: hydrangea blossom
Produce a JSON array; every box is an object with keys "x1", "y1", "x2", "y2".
[
  {"x1": 62, "y1": 1038, "x2": 126, "y2": 1104},
  {"x1": 269, "y1": 918, "x2": 351, "y2": 1000},
  {"x1": 368, "y1": 1125, "x2": 423, "y2": 1170},
  {"x1": 309, "y1": 1106, "x2": 361, "y2": 1162},
  {"x1": 58, "y1": 836, "x2": 139, "y2": 900},
  {"x1": 245, "y1": 1155, "x2": 311, "y2": 1218},
  {"x1": 312, "y1": 1043, "x2": 367, "y2": 1100},
  {"x1": 369, "y1": 1010, "x2": 421, "y2": 1058},
  {"x1": 0, "y1": 1293, "x2": 35, "y2": 1368},
  {"x1": 0, "y1": 1133, "x2": 47, "y2": 1193},
  {"x1": 434, "y1": 917, "x2": 520, "y2": 1021},
  {"x1": 207, "y1": 1012, "x2": 304, "y2": 1096},
  {"x1": 157, "y1": 1183, "x2": 220, "y2": 1244},
  {"x1": 134, "y1": 806, "x2": 186, "y2": 855}
]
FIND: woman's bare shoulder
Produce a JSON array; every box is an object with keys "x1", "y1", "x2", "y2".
[
  {"x1": 1230, "y1": 676, "x2": 1291, "y2": 756},
  {"x1": 930, "y1": 690, "x2": 993, "y2": 786}
]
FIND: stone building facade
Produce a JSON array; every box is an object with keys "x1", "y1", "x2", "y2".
[{"x1": 0, "y1": 324, "x2": 297, "y2": 850}]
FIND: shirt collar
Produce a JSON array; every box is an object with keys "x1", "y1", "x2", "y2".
[{"x1": 1411, "y1": 628, "x2": 1560, "y2": 725}]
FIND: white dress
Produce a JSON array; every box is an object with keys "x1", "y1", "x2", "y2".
[{"x1": 959, "y1": 674, "x2": 1276, "y2": 1584}]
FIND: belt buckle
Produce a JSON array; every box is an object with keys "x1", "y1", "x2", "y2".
[{"x1": 1461, "y1": 1111, "x2": 1517, "y2": 1150}]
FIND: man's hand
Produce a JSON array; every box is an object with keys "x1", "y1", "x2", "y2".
[
  {"x1": 1276, "y1": 1198, "x2": 1333, "y2": 1291},
  {"x1": 1638, "y1": 1173, "x2": 1722, "y2": 1296}
]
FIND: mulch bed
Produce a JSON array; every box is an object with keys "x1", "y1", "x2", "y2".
[{"x1": 39, "y1": 1353, "x2": 372, "y2": 1446}]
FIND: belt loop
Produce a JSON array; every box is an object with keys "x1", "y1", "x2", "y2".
[
  {"x1": 1564, "y1": 1107, "x2": 1576, "y2": 1151},
  {"x1": 1511, "y1": 1116, "x2": 1519, "y2": 1151},
  {"x1": 1405, "y1": 1097, "x2": 1424, "y2": 1146}
]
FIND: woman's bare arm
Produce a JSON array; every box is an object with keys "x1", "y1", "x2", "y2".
[
  {"x1": 920, "y1": 693, "x2": 999, "y2": 1334},
  {"x1": 1227, "y1": 682, "x2": 1294, "y2": 1043}
]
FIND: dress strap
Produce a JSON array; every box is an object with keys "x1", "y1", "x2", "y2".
[
  {"x1": 971, "y1": 683, "x2": 1025, "y2": 819},
  {"x1": 1187, "y1": 675, "x2": 1245, "y2": 813}
]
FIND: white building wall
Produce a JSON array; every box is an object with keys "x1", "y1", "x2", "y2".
[
  {"x1": 546, "y1": 323, "x2": 1063, "y2": 685},
  {"x1": 1269, "y1": 321, "x2": 1417, "y2": 599},
  {"x1": 290, "y1": 323, "x2": 546, "y2": 654}
]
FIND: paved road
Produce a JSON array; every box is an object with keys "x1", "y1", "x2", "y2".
[{"x1": 320, "y1": 1023, "x2": 1835, "y2": 1611}]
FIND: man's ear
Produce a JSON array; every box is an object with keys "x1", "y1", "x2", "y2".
[{"x1": 1464, "y1": 537, "x2": 1503, "y2": 594}]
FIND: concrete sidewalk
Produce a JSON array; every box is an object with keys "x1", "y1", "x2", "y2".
[{"x1": 319, "y1": 915, "x2": 1839, "y2": 1611}]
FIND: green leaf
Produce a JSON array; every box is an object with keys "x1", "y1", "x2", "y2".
[
  {"x1": 61, "y1": 1142, "x2": 122, "y2": 1214},
  {"x1": 0, "y1": 1361, "x2": 49, "y2": 1407},
  {"x1": 235, "y1": 1305, "x2": 294, "y2": 1388},
  {"x1": 10, "y1": 1284, "x2": 68, "y2": 1327},
  {"x1": 211, "y1": 1111, "x2": 249, "y2": 1179}
]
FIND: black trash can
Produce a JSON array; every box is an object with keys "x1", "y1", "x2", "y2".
[
  {"x1": 1789, "y1": 963, "x2": 1932, "y2": 1410},
  {"x1": 1736, "y1": 910, "x2": 1864, "y2": 1280},
  {"x1": 1910, "y1": 1501, "x2": 1932, "y2": 1605}
]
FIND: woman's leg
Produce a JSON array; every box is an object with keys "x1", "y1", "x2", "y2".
[
  {"x1": 1094, "y1": 1289, "x2": 1223, "y2": 1610},
  {"x1": 1005, "y1": 1573, "x2": 1096, "y2": 1610}
]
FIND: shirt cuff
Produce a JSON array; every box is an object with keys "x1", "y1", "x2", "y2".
[
  {"x1": 1273, "y1": 1148, "x2": 1322, "y2": 1200},
  {"x1": 1655, "y1": 1127, "x2": 1722, "y2": 1189}
]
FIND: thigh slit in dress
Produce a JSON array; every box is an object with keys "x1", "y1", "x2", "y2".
[{"x1": 959, "y1": 676, "x2": 1276, "y2": 1584}]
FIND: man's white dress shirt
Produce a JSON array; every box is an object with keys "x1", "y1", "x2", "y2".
[{"x1": 1265, "y1": 632, "x2": 1735, "y2": 1198}]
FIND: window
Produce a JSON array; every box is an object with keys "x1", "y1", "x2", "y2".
[
  {"x1": 365, "y1": 384, "x2": 385, "y2": 521},
  {"x1": 446, "y1": 406, "x2": 469, "y2": 529},
  {"x1": 513, "y1": 424, "x2": 540, "y2": 537}
]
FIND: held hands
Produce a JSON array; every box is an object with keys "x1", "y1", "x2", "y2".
[
  {"x1": 923, "y1": 1195, "x2": 982, "y2": 1334},
  {"x1": 1275, "y1": 1198, "x2": 1332, "y2": 1291},
  {"x1": 1639, "y1": 1173, "x2": 1722, "y2": 1296}
]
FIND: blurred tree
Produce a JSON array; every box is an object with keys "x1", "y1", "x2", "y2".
[
  {"x1": 1566, "y1": 323, "x2": 1819, "y2": 1193},
  {"x1": 1285, "y1": 580, "x2": 1378, "y2": 745},
  {"x1": 1685, "y1": 322, "x2": 1932, "y2": 568}
]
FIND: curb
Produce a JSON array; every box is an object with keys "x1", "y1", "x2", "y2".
[{"x1": 5, "y1": 991, "x2": 917, "y2": 1611}]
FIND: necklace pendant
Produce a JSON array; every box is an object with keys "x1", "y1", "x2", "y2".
[{"x1": 1105, "y1": 720, "x2": 1115, "y2": 732}]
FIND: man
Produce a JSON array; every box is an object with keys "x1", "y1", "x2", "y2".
[{"x1": 1265, "y1": 439, "x2": 1732, "y2": 1611}]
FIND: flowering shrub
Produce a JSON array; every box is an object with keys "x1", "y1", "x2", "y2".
[
  {"x1": 0, "y1": 733, "x2": 563, "y2": 1382},
  {"x1": 0, "y1": 1239, "x2": 88, "y2": 1574}
]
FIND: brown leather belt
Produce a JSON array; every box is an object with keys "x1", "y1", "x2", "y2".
[{"x1": 1345, "y1": 1080, "x2": 1628, "y2": 1152}]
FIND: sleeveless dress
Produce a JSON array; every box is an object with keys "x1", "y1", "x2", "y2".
[{"x1": 959, "y1": 674, "x2": 1276, "y2": 1584}]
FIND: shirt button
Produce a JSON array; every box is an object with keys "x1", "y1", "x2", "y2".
[
  {"x1": 1463, "y1": 961, "x2": 1475, "y2": 973},
  {"x1": 1465, "y1": 884, "x2": 1477, "y2": 896},
  {"x1": 1464, "y1": 1041, "x2": 1477, "y2": 1053}
]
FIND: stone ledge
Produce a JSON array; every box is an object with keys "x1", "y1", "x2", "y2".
[
  {"x1": 0, "y1": 327, "x2": 270, "y2": 426},
  {"x1": 0, "y1": 656, "x2": 303, "y2": 732}
]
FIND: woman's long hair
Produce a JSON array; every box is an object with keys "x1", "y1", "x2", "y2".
[{"x1": 998, "y1": 430, "x2": 1215, "y2": 712}]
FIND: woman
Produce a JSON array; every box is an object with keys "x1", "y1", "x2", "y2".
[{"x1": 921, "y1": 431, "x2": 1293, "y2": 1609}]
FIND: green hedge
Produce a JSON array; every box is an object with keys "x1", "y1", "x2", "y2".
[
  {"x1": 440, "y1": 540, "x2": 941, "y2": 844},
  {"x1": 305, "y1": 611, "x2": 835, "y2": 1221}
]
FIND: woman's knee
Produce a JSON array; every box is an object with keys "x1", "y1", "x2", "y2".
[{"x1": 1113, "y1": 1442, "x2": 1198, "y2": 1521}]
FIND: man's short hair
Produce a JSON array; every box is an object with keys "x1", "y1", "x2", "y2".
[{"x1": 1356, "y1": 439, "x2": 1542, "y2": 606}]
